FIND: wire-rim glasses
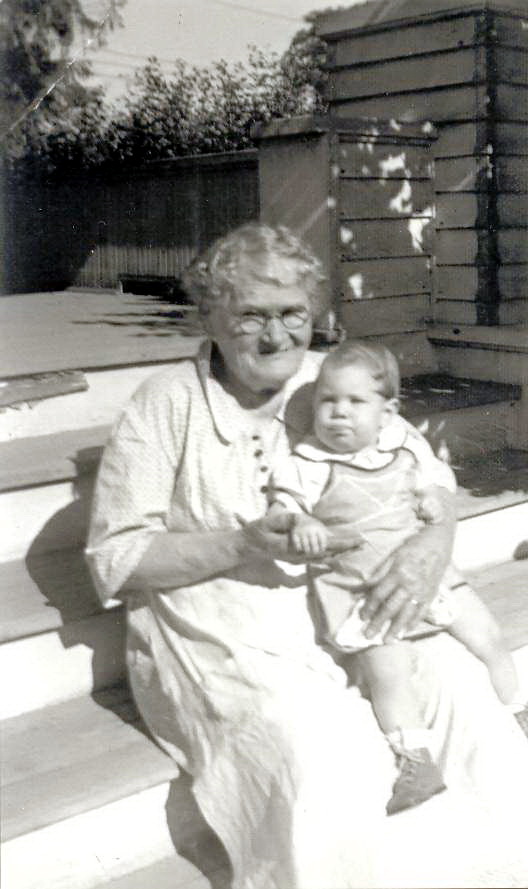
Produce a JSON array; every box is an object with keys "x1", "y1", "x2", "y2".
[{"x1": 234, "y1": 308, "x2": 311, "y2": 334}]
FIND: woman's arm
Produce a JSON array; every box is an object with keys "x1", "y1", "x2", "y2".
[
  {"x1": 122, "y1": 509, "x2": 305, "y2": 593},
  {"x1": 360, "y1": 485, "x2": 457, "y2": 642}
]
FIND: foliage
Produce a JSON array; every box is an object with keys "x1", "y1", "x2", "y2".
[
  {"x1": 1, "y1": 0, "x2": 123, "y2": 167},
  {"x1": 5, "y1": 11, "x2": 330, "y2": 175}
]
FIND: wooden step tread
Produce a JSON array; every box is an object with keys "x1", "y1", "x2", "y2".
[
  {"x1": 95, "y1": 851, "x2": 230, "y2": 889},
  {"x1": 400, "y1": 374, "x2": 521, "y2": 419},
  {"x1": 428, "y1": 325, "x2": 528, "y2": 354},
  {"x1": 1, "y1": 469, "x2": 526, "y2": 647},
  {"x1": 0, "y1": 548, "x2": 111, "y2": 643},
  {"x1": 454, "y1": 448, "x2": 528, "y2": 520},
  {"x1": 467, "y1": 558, "x2": 528, "y2": 653},
  {"x1": 0, "y1": 290, "x2": 202, "y2": 379},
  {"x1": 1, "y1": 685, "x2": 179, "y2": 842},
  {"x1": 0, "y1": 377, "x2": 523, "y2": 494},
  {"x1": 2, "y1": 559, "x2": 526, "y2": 845},
  {"x1": 0, "y1": 424, "x2": 109, "y2": 492}
]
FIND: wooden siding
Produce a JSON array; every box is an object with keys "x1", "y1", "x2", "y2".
[
  {"x1": 316, "y1": 0, "x2": 528, "y2": 327},
  {"x1": 4, "y1": 152, "x2": 259, "y2": 294},
  {"x1": 257, "y1": 116, "x2": 436, "y2": 367}
]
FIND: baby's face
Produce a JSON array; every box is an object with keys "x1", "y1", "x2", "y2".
[{"x1": 313, "y1": 363, "x2": 397, "y2": 453}]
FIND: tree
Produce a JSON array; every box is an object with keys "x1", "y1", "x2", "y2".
[{"x1": 0, "y1": 0, "x2": 124, "y2": 165}]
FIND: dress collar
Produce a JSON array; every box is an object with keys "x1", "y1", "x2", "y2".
[{"x1": 194, "y1": 339, "x2": 323, "y2": 443}]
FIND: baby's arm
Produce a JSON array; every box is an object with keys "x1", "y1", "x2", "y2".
[
  {"x1": 268, "y1": 456, "x2": 330, "y2": 559},
  {"x1": 267, "y1": 500, "x2": 328, "y2": 559}
]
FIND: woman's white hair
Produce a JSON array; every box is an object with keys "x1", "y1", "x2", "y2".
[{"x1": 182, "y1": 222, "x2": 327, "y2": 315}]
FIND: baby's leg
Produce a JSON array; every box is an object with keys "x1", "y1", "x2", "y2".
[
  {"x1": 447, "y1": 585, "x2": 519, "y2": 705},
  {"x1": 354, "y1": 642, "x2": 446, "y2": 814},
  {"x1": 356, "y1": 642, "x2": 423, "y2": 734}
]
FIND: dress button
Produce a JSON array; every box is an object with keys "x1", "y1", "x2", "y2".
[
  {"x1": 254, "y1": 449, "x2": 263, "y2": 457},
  {"x1": 252, "y1": 434, "x2": 260, "y2": 440},
  {"x1": 260, "y1": 466, "x2": 269, "y2": 473},
  {"x1": 260, "y1": 485, "x2": 268, "y2": 493}
]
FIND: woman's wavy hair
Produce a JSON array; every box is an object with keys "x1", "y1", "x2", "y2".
[
  {"x1": 181, "y1": 222, "x2": 327, "y2": 316},
  {"x1": 321, "y1": 339, "x2": 401, "y2": 400}
]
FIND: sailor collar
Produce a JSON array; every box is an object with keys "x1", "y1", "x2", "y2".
[{"x1": 293, "y1": 415, "x2": 409, "y2": 470}]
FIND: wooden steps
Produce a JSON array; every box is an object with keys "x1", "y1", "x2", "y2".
[
  {"x1": 428, "y1": 325, "x2": 528, "y2": 386},
  {"x1": 2, "y1": 558, "x2": 526, "y2": 889},
  {"x1": 1, "y1": 289, "x2": 527, "y2": 888}
]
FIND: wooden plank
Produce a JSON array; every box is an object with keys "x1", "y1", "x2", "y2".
[
  {"x1": 97, "y1": 854, "x2": 230, "y2": 889},
  {"x1": 0, "y1": 290, "x2": 202, "y2": 379},
  {"x1": 436, "y1": 265, "x2": 478, "y2": 300},
  {"x1": 499, "y1": 229, "x2": 528, "y2": 263},
  {"x1": 435, "y1": 121, "x2": 486, "y2": 157},
  {"x1": 496, "y1": 47, "x2": 528, "y2": 84},
  {"x1": 0, "y1": 549, "x2": 105, "y2": 642},
  {"x1": 435, "y1": 155, "x2": 491, "y2": 191},
  {"x1": 339, "y1": 216, "x2": 433, "y2": 259},
  {"x1": 496, "y1": 83, "x2": 528, "y2": 119},
  {"x1": 0, "y1": 425, "x2": 109, "y2": 492},
  {"x1": 436, "y1": 229, "x2": 479, "y2": 264},
  {"x1": 340, "y1": 256, "x2": 431, "y2": 298},
  {"x1": 327, "y1": 48, "x2": 484, "y2": 101},
  {"x1": 316, "y1": 2, "x2": 491, "y2": 37},
  {"x1": 329, "y1": 16, "x2": 480, "y2": 67},
  {"x1": 499, "y1": 264, "x2": 528, "y2": 300},
  {"x1": 2, "y1": 689, "x2": 179, "y2": 841},
  {"x1": 495, "y1": 156, "x2": 528, "y2": 192},
  {"x1": 339, "y1": 179, "x2": 433, "y2": 220},
  {"x1": 433, "y1": 299, "x2": 479, "y2": 324},
  {"x1": 337, "y1": 142, "x2": 433, "y2": 179},
  {"x1": 436, "y1": 192, "x2": 481, "y2": 228},
  {"x1": 432, "y1": 300, "x2": 527, "y2": 325},
  {"x1": 493, "y1": 14, "x2": 528, "y2": 51},
  {"x1": 330, "y1": 84, "x2": 490, "y2": 123},
  {"x1": 497, "y1": 193, "x2": 528, "y2": 226},
  {"x1": 0, "y1": 371, "x2": 88, "y2": 408},
  {"x1": 496, "y1": 121, "x2": 528, "y2": 153},
  {"x1": 469, "y1": 559, "x2": 528, "y2": 653},
  {"x1": 340, "y1": 294, "x2": 429, "y2": 336}
]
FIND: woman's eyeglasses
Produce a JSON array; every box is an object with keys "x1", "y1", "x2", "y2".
[{"x1": 235, "y1": 308, "x2": 310, "y2": 334}]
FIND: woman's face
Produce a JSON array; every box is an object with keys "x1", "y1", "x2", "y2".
[{"x1": 205, "y1": 277, "x2": 313, "y2": 395}]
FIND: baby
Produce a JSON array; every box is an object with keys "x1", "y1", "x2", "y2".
[{"x1": 268, "y1": 339, "x2": 523, "y2": 815}]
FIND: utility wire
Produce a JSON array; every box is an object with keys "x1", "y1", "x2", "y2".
[{"x1": 204, "y1": 0, "x2": 301, "y2": 22}]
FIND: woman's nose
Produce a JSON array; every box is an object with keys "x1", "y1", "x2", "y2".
[{"x1": 260, "y1": 317, "x2": 287, "y2": 348}]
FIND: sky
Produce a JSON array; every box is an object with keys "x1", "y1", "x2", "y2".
[{"x1": 83, "y1": 0, "x2": 359, "y2": 101}]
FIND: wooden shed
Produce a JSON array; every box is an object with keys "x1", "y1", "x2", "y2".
[{"x1": 315, "y1": 0, "x2": 528, "y2": 328}]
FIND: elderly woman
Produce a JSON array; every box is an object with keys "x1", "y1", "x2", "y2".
[{"x1": 87, "y1": 223, "x2": 528, "y2": 888}]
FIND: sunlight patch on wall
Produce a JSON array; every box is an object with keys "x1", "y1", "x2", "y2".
[
  {"x1": 389, "y1": 180, "x2": 412, "y2": 214},
  {"x1": 379, "y1": 152, "x2": 408, "y2": 180},
  {"x1": 408, "y1": 209, "x2": 432, "y2": 252}
]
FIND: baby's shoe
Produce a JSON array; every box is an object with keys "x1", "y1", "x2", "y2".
[
  {"x1": 514, "y1": 706, "x2": 528, "y2": 738},
  {"x1": 386, "y1": 748, "x2": 446, "y2": 815}
]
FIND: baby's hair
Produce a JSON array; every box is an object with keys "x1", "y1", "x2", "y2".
[{"x1": 321, "y1": 339, "x2": 400, "y2": 400}]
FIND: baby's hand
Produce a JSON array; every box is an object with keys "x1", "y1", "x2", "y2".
[
  {"x1": 417, "y1": 490, "x2": 445, "y2": 524},
  {"x1": 291, "y1": 514, "x2": 329, "y2": 558}
]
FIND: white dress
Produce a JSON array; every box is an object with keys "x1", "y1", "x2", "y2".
[{"x1": 86, "y1": 342, "x2": 528, "y2": 889}]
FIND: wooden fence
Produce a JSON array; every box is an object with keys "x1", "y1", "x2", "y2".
[{"x1": 3, "y1": 151, "x2": 259, "y2": 294}]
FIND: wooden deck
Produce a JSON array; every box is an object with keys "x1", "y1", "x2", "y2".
[{"x1": 0, "y1": 290, "x2": 202, "y2": 379}]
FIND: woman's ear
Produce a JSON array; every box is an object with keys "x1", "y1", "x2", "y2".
[{"x1": 380, "y1": 397, "x2": 400, "y2": 427}]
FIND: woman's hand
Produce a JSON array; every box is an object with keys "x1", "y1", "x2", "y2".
[
  {"x1": 240, "y1": 510, "x2": 307, "y2": 562},
  {"x1": 360, "y1": 487, "x2": 457, "y2": 642}
]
